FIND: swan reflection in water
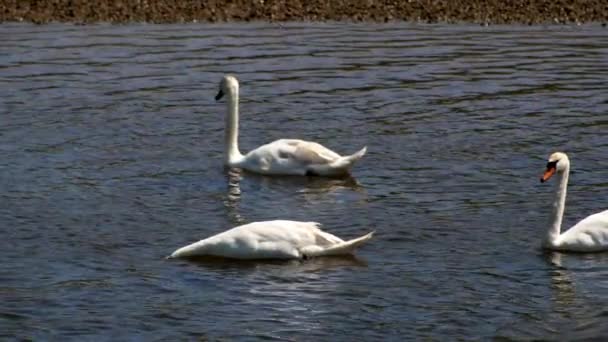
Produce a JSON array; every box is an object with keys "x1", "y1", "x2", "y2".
[
  {"x1": 223, "y1": 168, "x2": 246, "y2": 224},
  {"x1": 226, "y1": 167, "x2": 366, "y2": 205},
  {"x1": 544, "y1": 251, "x2": 577, "y2": 308},
  {"x1": 543, "y1": 250, "x2": 608, "y2": 338}
]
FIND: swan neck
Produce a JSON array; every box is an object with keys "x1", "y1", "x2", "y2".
[
  {"x1": 546, "y1": 165, "x2": 569, "y2": 247},
  {"x1": 225, "y1": 89, "x2": 243, "y2": 166}
]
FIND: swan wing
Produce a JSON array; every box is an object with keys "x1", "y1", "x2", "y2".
[
  {"x1": 557, "y1": 209, "x2": 608, "y2": 251},
  {"x1": 287, "y1": 140, "x2": 341, "y2": 165},
  {"x1": 241, "y1": 139, "x2": 346, "y2": 175}
]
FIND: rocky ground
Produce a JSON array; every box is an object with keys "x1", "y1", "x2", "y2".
[{"x1": 1, "y1": 0, "x2": 607, "y2": 24}]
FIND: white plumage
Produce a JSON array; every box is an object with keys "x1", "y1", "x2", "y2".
[{"x1": 169, "y1": 220, "x2": 373, "y2": 260}]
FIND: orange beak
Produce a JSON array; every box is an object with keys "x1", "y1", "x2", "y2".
[{"x1": 540, "y1": 167, "x2": 556, "y2": 183}]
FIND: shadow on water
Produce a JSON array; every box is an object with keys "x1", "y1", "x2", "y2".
[
  {"x1": 173, "y1": 254, "x2": 368, "y2": 272},
  {"x1": 229, "y1": 167, "x2": 365, "y2": 191},
  {"x1": 223, "y1": 167, "x2": 367, "y2": 220},
  {"x1": 247, "y1": 172, "x2": 365, "y2": 195}
]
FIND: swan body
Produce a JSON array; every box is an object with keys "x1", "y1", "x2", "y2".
[
  {"x1": 216, "y1": 75, "x2": 366, "y2": 176},
  {"x1": 169, "y1": 220, "x2": 374, "y2": 260},
  {"x1": 540, "y1": 152, "x2": 608, "y2": 252}
]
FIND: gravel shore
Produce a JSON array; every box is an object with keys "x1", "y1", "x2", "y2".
[{"x1": 1, "y1": 0, "x2": 607, "y2": 24}]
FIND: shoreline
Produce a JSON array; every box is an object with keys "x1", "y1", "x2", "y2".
[{"x1": 1, "y1": 1, "x2": 608, "y2": 25}]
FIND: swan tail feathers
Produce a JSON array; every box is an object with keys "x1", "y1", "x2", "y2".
[
  {"x1": 328, "y1": 146, "x2": 367, "y2": 171},
  {"x1": 303, "y1": 231, "x2": 374, "y2": 257},
  {"x1": 340, "y1": 146, "x2": 367, "y2": 166}
]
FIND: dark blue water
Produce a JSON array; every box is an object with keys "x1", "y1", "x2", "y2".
[{"x1": 1, "y1": 22, "x2": 608, "y2": 340}]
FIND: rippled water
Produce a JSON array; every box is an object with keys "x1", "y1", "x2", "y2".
[{"x1": 1, "y1": 22, "x2": 608, "y2": 340}]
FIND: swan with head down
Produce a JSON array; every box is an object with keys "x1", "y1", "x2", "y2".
[
  {"x1": 168, "y1": 220, "x2": 373, "y2": 260},
  {"x1": 540, "y1": 152, "x2": 608, "y2": 252},
  {"x1": 215, "y1": 75, "x2": 367, "y2": 177}
]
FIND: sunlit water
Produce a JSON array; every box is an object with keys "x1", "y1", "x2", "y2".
[{"x1": 1, "y1": 22, "x2": 608, "y2": 340}]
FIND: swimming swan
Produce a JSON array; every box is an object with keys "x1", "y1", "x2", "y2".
[
  {"x1": 168, "y1": 220, "x2": 374, "y2": 259},
  {"x1": 215, "y1": 75, "x2": 367, "y2": 176},
  {"x1": 540, "y1": 152, "x2": 608, "y2": 252}
]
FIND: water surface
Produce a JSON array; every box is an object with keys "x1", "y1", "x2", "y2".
[{"x1": 1, "y1": 22, "x2": 608, "y2": 340}]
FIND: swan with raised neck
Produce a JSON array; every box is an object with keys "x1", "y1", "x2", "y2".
[
  {"x1": 539, "y1": 152, "x2": 608, "y2": 252},
  {"x1": 214, "y1": 75, "x2": 367, "y2": 176},
  {"x1": 216, "y1": 75, "x2": 245, "y2": 167}
]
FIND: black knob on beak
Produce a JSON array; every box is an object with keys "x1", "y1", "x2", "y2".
[{"x1": 215, "y1": 89, "x2": 224, "y2": 101}]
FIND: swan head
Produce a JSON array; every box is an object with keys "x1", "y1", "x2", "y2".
[
  {"x1": 540, "y1": 152, "x2": 570, "y2": 183},
  {"x1": 215, "y1": 75, "x2": 239, "y2": 101}
]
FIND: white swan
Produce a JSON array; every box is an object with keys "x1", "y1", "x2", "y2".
[
  {"x1": 540, "y1": 152, "x2": 608, "y2": 252},
  {"x1": 215, "y1": 75, "x2": 367, "y2": 176},
  {"x1": 168, "y1": 220, "x2": 374, "y2": 260}
]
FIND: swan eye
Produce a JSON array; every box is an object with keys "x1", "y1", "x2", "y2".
[{"x1": 546, "y1": 160, "x2": 558, "y2": 169}]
